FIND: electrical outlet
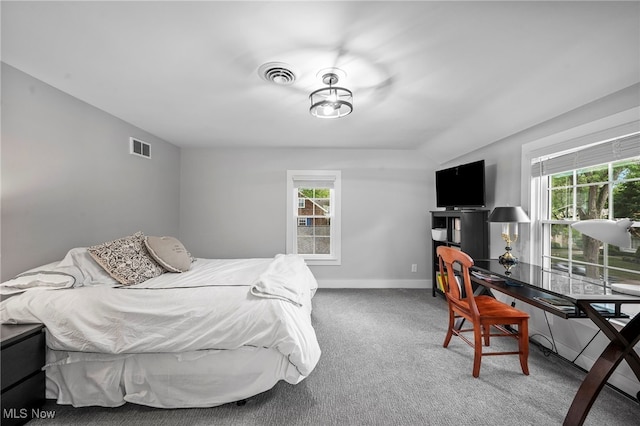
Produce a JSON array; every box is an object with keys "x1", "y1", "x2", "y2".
[{"x1": 411, "y1": 264, "x2": 417, "y2": 273}]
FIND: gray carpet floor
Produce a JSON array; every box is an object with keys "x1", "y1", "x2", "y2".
[{"x1": 28, "y1": 288, "x2": 639, "y2": 425}]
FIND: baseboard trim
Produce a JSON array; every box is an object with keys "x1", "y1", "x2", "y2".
[{"x1": 317, "y1": 279, "x2": 430, "y2": 289}]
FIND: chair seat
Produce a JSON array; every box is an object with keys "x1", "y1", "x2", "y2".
[
  {"x1": 475, "y1": 296, "x2": 530, "y2": 320},
  {"x1": 452, "y1": 295, "x2": 529, "y2": 320}
]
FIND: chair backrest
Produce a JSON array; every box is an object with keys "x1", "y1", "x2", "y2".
[{"x1": 437, "y1": 246, "x2": 480, "y2": 318}]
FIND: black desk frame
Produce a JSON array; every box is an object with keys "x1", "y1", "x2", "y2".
[{"x1": 470, "y1": 260, "x2": 640, "y2": 426}]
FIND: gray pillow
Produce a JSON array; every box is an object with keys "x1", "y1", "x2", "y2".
[{"x1": 144, "y1": 236, "x2": 192, "y2": 273}]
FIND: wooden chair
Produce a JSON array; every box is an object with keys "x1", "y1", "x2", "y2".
[{"x1": 437, "y1": 246, "x2": 530, "y2": 377}]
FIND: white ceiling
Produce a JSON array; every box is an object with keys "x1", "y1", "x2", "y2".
[{"x1": 2, "y1": 1, "x2": 639, "y2": 164}]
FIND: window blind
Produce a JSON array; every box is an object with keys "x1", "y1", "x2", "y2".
[
  {"x1": 531, "y1": 132, "x2": 640, "y2": 177},
  {"x1": 291, "y1": 175, "x2": 336, "y2": 189}
]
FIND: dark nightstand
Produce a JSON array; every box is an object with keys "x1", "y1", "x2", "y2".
[{"x1": 1, "y1": 323, "x2": 46, "y2": 426}]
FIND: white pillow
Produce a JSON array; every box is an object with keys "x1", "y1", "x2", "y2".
[
  {"x1": 0, "y1": 262, "x2": 75, "y2": 295},
  {"x1": 0, "y1": 247, "x2": 122, "y2": 295},
  {"x1": 56, "y1": 247, "x2": 119, "y2": 286}
]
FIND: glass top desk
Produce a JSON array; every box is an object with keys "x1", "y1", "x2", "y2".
[{"x1": 470, "y1": 259, "x2": 640, "y2": 426}]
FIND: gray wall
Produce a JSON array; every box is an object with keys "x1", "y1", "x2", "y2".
[
  {"x1": 179, "y1": 148, "x2": 432, "y2": 286},
  {"x1": 438, "y1": 83, "x2": 640, "y2": 261},
  {"x1": 1, "y1": 64, "x2": 181, "y2": 280}
]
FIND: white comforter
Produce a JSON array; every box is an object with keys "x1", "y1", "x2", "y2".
[{"x1": 1, "y1": 253, "x2": 321, "y2": 377}]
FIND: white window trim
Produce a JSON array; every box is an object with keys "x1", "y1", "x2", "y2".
[
  {"x1": 286, "y1": 170, "x2": 342, "y2": 266},
  {"x1": 520, "y1": 109, "x2": 640, "y2": 265}
]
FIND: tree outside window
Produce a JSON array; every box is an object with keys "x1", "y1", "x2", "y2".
[{"x1": 546, "y1": 157, "x2": 640, "y2": 287}]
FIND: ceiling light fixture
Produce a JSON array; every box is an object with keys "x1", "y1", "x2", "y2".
[{"x1": 309, "y1": 72, "x2": 353, "y2": 119}]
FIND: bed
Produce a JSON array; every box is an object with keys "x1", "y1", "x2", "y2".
[{"x1": 0, "y1": 232, "x2": 321, "y2": 408}]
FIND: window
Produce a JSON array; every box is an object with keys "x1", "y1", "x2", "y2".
[
  {"x1": 286, "y1": 170, "x2": 341, "y2": 265},
  {"x1": 530, "y1": 133, "x2": 640, "y2": 290}
]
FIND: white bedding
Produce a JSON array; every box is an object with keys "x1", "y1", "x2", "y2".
[
  {"x1": 0, "y1": 247, "x2": 124, "y2": 295},
  {"x1": 45, "y1": 347, "x2": 294, "y2": 408},
  {"x1": 1, "y1": 252, "x2": 321, "y2": 378}
]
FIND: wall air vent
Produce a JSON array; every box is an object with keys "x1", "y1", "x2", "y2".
[{"x1": 130, "y1": 137, "x2": 151, "y2": 159}]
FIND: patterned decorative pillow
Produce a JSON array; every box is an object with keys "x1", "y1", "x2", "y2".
[
  {"x1": 88, "y1": 232, "x2": 165, "y2": 285},
  {"x1": 145, "y1": 236, "x2": 192, "y2": 273}
]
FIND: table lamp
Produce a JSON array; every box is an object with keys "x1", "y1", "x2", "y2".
[
  {"x1": 572, "y1": 218, "x2": 639, "y2": 296},
  {"x1": 571, "y1": 218, "x2": 633, "y2": 248},
  {"x1": 488, "y1": 206, "x2": 531, "y2": 267}
]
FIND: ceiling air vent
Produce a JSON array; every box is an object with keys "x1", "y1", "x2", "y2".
[
  {"x1": 130, "y1": 137, "x2": 151, "y2": 159},
  {"x1": 258, "y1": 62, "x2": 297, "y2": 85}
]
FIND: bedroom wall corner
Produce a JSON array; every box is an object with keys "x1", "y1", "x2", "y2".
[{"x1": 0, "y1": 63, "x2": 182, "y2": 281}]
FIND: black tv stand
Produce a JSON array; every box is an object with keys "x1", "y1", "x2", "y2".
[
  {"x1": 443, "y1": 207, "x2": 483, "y2": 212},
  {"x1": 430, "y1": 210, "x2": 489, "y2": 297}
]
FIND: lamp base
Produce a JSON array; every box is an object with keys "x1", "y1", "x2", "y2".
[
  {"x1": 498, "y1": 248, "x2": 518, "y2": 266},
  {"x1": 498, "y1": 249, "x2": 523, "y2": 286}
]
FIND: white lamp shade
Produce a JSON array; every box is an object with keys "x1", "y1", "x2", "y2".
[{"x1": 571, "y1": 219, "x2": 632, "y2": 248}]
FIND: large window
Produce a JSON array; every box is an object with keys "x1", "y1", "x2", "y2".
[
  {"x1": 286, "y1": 170, "x2": 341, "y2": 265},
  {"x1": 531, "y1": 133, "x2": 640, "y2": 290}
]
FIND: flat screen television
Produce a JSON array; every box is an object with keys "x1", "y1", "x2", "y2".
[{"x1": 435, "y1": 159, "x2": 486, "y2": 209}]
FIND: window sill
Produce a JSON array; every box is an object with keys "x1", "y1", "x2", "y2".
[{"x1": 303, "y1": 257, "x2": 341, "y2": 266}]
